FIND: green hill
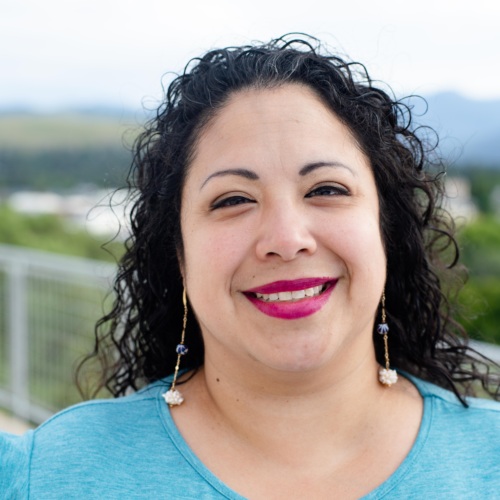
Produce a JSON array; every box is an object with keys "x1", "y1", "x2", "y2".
[
  {"x1": 0, "y1": 113, "x2": 142, "y2": 189},
  {"x1": 0, "y1": 113, "x2": 140, "y2": 150}
]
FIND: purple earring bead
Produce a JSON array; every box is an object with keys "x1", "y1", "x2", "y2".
[{"x1": 176, "y1": 344, "x2": 188, "y2": 355}]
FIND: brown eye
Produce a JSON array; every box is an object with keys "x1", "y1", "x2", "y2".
[
  {"x1": 211, "y1": 195, "x2": 255, "y2": 210},
  {"x1": 305, "y1": 185, "x2": 350, "y2": 198}
]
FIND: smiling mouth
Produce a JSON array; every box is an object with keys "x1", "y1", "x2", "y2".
[
  {"x1": 253, "y1": 284, "x2": 328, "y2": 303},
  {"x1": 243, "y1": 278, "x2": 337, "y2": 319}
]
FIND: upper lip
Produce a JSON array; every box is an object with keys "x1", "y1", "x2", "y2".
[{"x1": 244, "y1": 277, "x2": 336, "y2": 294}]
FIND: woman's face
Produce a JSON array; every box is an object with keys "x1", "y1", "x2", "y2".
[{"x1": 180, "y1": 84, "x2": 386, "y2": 375}]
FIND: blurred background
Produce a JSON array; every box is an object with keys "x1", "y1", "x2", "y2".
[{"x1": 1, "y1": 0, "x2": 499, "y2": 431}]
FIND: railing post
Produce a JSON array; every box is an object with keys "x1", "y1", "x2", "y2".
[{"x1": 7, "y1": 261, "x2": 30, "y2": 420}]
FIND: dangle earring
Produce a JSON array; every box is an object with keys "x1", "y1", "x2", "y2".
[
  {"x1": 377, "y1": 292, "x2": 398, "y2": 386},
  {"x1": 162, "y1": 288, "x2": 189, "y2": 407}
]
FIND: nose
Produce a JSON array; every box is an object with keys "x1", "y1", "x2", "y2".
[{"x1": 255, "y1": 200, "x2": 317, "y2": 261}]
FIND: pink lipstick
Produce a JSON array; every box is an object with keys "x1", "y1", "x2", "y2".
[{"x1": 243, "y1": 277, "x2": 337, "y2": 320}]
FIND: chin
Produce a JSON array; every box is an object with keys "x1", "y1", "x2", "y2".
[{"x1": 258, "y1": 343, "x2": 333, "y2": 373}]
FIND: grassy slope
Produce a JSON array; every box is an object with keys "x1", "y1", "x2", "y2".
[
  {"x1": 0, "y1": 114, "x2": 141, "y2": 150},
  {"x1": 0, "y1": 114, "x2": 142, "y2": 189}
]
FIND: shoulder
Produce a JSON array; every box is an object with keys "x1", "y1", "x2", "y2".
[
  {"x1": 31, "y1": 382, "x2": 167, "y2": 452},
  {"x1": 410, "y1": 376, "x2": 499, "y2": 488},
  {"x1": 18, "y1": 379, "x2": 238, "y2": 498},
  {"x1": 368, "y1": 375, "x2": 500, "y2": 498},
  {"x1": 0, "y1": 430, "x2": 33, "y2": 497},
  {"x1": 410, "y1": 375, "x2": 500, "y2": 437},
  {"x1": 412, "y1": 374, "x2": 500, "y2": 415},
  {"x1": 2, "y1": 381, "x2": 174, "y2": 497}
]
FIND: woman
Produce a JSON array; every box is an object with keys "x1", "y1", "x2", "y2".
[{"x1": 2, "y1": 34, "x2": 499, "y2": 498}]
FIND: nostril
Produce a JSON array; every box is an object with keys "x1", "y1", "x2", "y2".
[{"x1": 255, "y1": 221, "x2": 317, "y2": 261}]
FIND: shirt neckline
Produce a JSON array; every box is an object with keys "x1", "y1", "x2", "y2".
[{"x1": 155, "y1": 373, "x2": 434, "y2": 500}]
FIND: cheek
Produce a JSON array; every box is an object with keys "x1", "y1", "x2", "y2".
[
  {"x1": 332, "y1": 212, "x2": 386, "y2": 270},
  {"x1": 182, "y1": 224, "x2": 250, "y2": 283}
]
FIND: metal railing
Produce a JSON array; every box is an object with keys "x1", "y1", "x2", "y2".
[{"x1": 0, "y1": 244, "x2": 116, "y2": 424}]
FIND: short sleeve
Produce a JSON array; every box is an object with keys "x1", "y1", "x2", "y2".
[{"x1": 0, "y1": 430, "x2": 33, "y2": 499}]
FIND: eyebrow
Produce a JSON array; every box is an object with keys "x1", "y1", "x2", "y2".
[
  {"x1": 200, "y1": 161, "x2": 355, "y2": 190},
  {"x1": 299, "y1": 161, "x2": 355, "y2": 176},
  {"x1": 200, "y1": 168, "x2": 259, "y2": 190}
]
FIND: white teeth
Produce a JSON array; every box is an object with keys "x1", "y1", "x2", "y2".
[
  {"x1": 278, "y1": 291, "x2": 292, "y2": 301},
  {"x1": 255, "y1": 285, "x2": 325, "y2": 303}
]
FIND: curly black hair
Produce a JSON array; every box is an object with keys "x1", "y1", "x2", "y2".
[{"x1": 78, "y1": 34, "x2": 499, "y2": 404}]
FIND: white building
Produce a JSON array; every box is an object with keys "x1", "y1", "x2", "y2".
[
  {"x1": 7, "y1": 189, "x2": 132, "y2": 240},
  {"x1": 443, "y1": 177, "x2": 478, "y2": 224}
]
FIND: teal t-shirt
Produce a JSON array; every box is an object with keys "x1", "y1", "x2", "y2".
[{"x1": 1, "y1": 375, "x2": 499, "y2": 499}]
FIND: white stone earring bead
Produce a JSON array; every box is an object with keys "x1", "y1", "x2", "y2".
[
  {"x1": 163, "y1": 389, "x2": 184, "y2": 406},
  {"x1": 379, "y1": 368, "x2": 398, "y2": 386}
]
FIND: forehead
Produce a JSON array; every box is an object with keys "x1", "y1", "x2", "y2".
[
  {"x1": 186, "y1": 83, "x2": 369, "y2": 182},
  {"x1": 198, "y1": 83, "x2": 350, "y2": 143},
  {"x1": 216, "y1": 83, "x2": 332, "y2": 122}
]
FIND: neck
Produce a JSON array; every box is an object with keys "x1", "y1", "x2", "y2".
[
  {"x1": 169, "y1": 343, "x2": 422, "y2": 498},
  {"x1": 186, "y1": 345, "x2": 390, "y2": 459}
]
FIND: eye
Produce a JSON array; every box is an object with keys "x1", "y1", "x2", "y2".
[
  {"x1": 211, "y1": 195, "x2": 255, "y2": 210},
  {"x1": 305, "y1": 184, "x2": 350, "y2": 198}
]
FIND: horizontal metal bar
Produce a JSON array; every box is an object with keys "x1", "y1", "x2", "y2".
[
  {"x1": 0, "y1": 389, "x2": 54, "y2": 424},
  {"x1": 0, "y1": 244, "x2": 116, "y2": 280},
  {"x1": 469, "y1": 340, "x2": 500, "y2": 365}
]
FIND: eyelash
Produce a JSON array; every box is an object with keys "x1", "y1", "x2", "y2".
[
  {"x1": 211, "y1": 184, "x2": 350, "y2": 210},
  {"x1": 305, "y1": 184, "x2": 350, "y2": 198},
  {"x1": 210, "y1": 195, "x2": 254, "y2": 210}
]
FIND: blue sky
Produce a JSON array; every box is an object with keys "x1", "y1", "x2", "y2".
[{"x1": 2, "y1": 0, "x2": 499, "y2": 111}]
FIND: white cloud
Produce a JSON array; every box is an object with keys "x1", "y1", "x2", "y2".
[{"x1": 1, "y1": 0, "x2": 499, "y2": 109}]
